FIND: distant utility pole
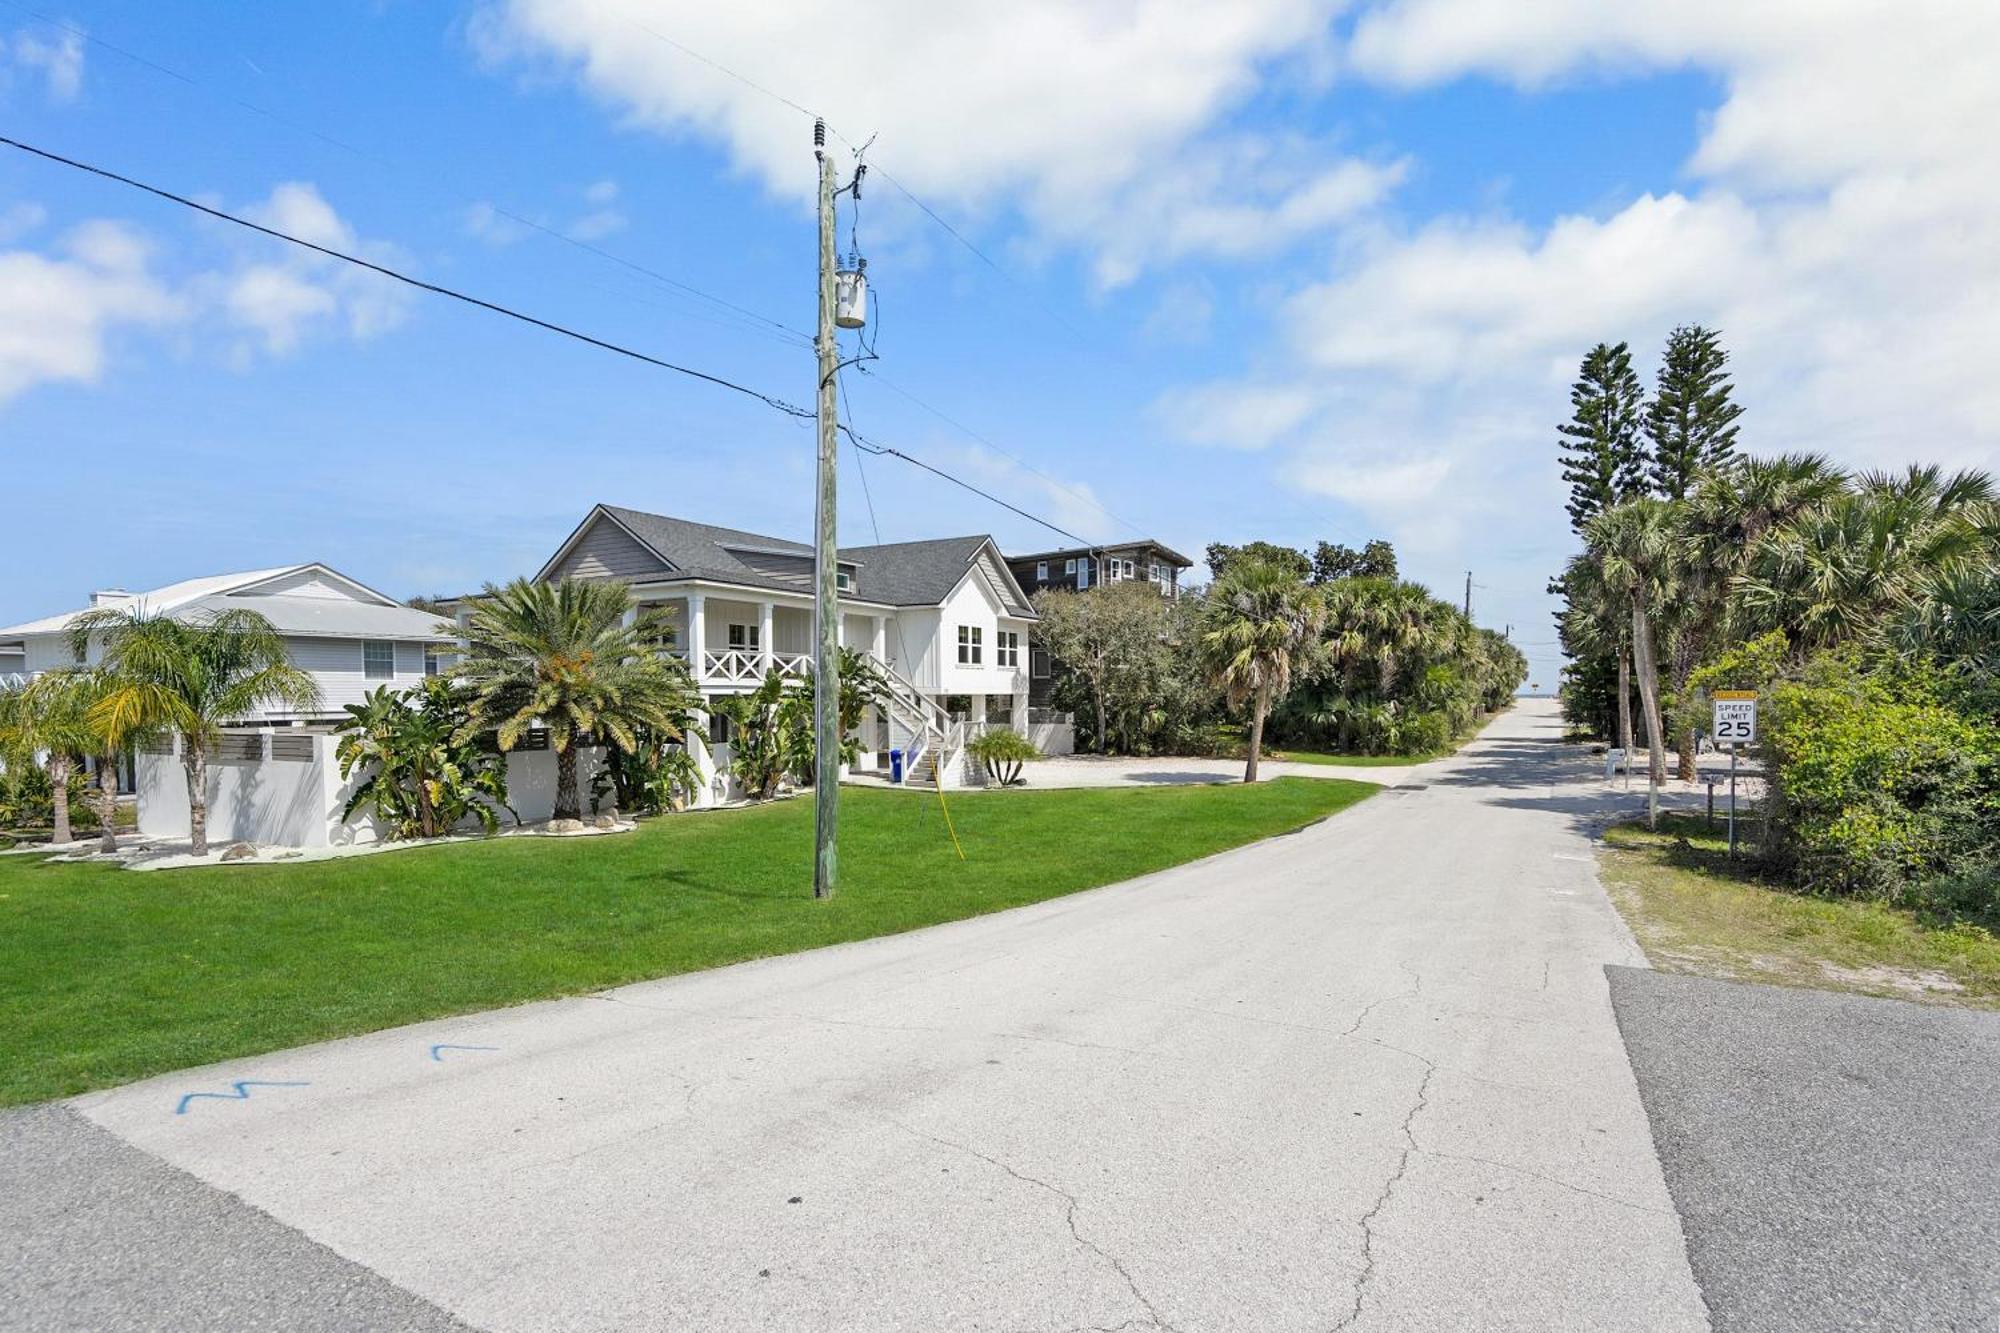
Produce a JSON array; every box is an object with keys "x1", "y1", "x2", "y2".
[
  {"x1": 1464, "y1": 571, "x2": 1473, "y2": 619},
  {"x1": 812, "y1": 119, "x2": 840, "y2": 901}
]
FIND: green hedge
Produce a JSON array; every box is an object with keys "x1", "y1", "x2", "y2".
[{"x1": 1765, "y1": 657, "x2": 1998, "y2": 904}]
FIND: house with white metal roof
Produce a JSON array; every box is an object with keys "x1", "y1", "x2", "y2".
[{"x1": 0, "y1": 563, "x2": 456, "y2": 721}]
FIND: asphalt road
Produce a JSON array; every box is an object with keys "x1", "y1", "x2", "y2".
[
  {"x1": 1610, "y1": 967, "x2": 2000, "y2": 1332},
  {"x1": 45, "y1": 699, "x2": 1707, "y2": 1331},
  {"x1": 0, "y1": 1104, "x2": 470, "y2": 1332}
]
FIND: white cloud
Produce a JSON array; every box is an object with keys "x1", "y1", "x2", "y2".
[
  {"x1": 9, "y1": 24, "x2": 84, "y2": 102},
  {"x1": 0, "y1": 202, "x2": 47, "y2": 243},
  {"x1": 1153, "y1": 382, "x2": 1316, "y2": 450},
  {"x1": 473, "y1": 0, "x2": 1379, "y2": 277},
  {"x1": 217, "y1": 182, "x2": 412, "y2": 353},
  {"x1": 1156, "y1": 0, "x2": 2000, "y2": 680},
  {"x1": 464, "y1": 179, "x2": 629, "y2": 246},
  {"x1": 0, "y1": 221, "x2": 180, "y2": 403}
]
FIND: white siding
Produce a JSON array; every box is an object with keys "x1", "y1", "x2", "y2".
[
  {"x1": 934, "y1": 574, "x2": 1033, "y2": 697},
  {"x1": 773, "y1": 606, "x2": 812, "y2": 656},
  {"x1": 551, "y1": 517, "x2": 671, "y2": 582},
  {"x1": 285, "y1": 635, "x2": 429, "y2": 714},
  {"x1": 234, "y1": 569, "x2": 369, "y2": 601}
]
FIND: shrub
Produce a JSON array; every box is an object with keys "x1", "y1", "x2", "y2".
[
  {"x1": 967, "y1": 728, "x2": 1041, "y2": 786},
  {"x1": 0, "y1": 765, "x2": 100, "y2": 835},
  {"x1": 1765, "y1": 656, "x2": 1999, "y2": 899}
]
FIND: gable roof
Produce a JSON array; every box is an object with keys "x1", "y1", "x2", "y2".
[
  {"x1": 539, "y1": 505, "x2": 1036, "y2": 613},
  {"x1": 0, "y1": 564, "x2": 448, "y2": 642}
]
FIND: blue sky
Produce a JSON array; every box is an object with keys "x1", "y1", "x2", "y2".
[{"x1": 4, "y1": 2, "x2": 1993, "y2": 692}]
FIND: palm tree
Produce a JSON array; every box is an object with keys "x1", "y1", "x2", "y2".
[
  {"x1": 453, "y1": 577, "x2": 700, "y2": 821},
  {"x1": 1557, "y1": 553, "x2": 1635, "y2": 759},
  {"x1": 1738, "y1": 465, "x2": 1994, "y2": 654},
  {"x1": 69, "y1": 607, "x2": 320, "y2": 856},
  {"x1": 1648, "y1": 453, "x2": 1851, "y2": 778},
  {"x1": 1200, "y1": 558, "x2": 1324, "y2": 782},
  {"x1": 1587, "y1": 499, "x2": 1680, "y2": 825},
  {"x1": 0, "y1": 671, "x2": 99, "y2": 845}
]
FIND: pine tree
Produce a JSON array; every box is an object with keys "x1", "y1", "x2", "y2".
[
  {"x1": 1647, "y1": 325, "x2": 1743, "y2": 499},
  {"x1": 1558, "y1": 341, "x2": 1649, "y2": 533}
]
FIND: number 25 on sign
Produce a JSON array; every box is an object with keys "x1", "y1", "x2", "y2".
[{"x1": 1712, "y1": 690, "x2": 1758, "y2": 747}]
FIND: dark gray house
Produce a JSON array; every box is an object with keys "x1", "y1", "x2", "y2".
[{"x1": 1004, "y1": 540, "x2": 1195, "y2": 702}]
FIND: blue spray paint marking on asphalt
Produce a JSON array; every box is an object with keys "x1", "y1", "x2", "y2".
[
  {"x1": 174, "y1": 1080, "x2": 309, "y2": 1115},
  {"x1": 428, "y1": 1043, "x2": 499, "y2": 1062}
]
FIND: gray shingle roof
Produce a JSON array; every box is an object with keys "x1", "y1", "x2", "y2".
[
  {"x1": 584, "y1": 506, "x2": 1030, "y2": 611},
  {"x1": 842, "y1": 536, "x2": 992, "y2": 608}
]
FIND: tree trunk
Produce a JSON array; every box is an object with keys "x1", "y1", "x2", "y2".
[
  {"x1": 413, "y1": 762, "x2": 439, "y2": 838},
  {"x1": 47, "y1": 754, "x2": 72, "y2": 845},
  {"x1": 96, "y1": 751, "x2": 119, "y2": 854},
  {"x1": 185, "y1": 741, "x2": 210, "y2": 856},
  {"x1": 1616, "y1": 648, "x2": 1635, "y2": 758},
  {"x1": 554, "y1": 744, "x2": 580, "y2": 821},
  {"x1": 1092, "y1": 676, "x2": 1109, "y2": 754},
  {"x1": 1244, "y1": 684, "x2": 1271, "y2": 784},
  {"x1": 1672, "y1": 637, "x2": 1698, "y2": 783},
  {"x1": 1631, "y1": 600, "x2": 1669, "y2": 827}
]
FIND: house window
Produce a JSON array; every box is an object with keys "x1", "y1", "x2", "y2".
[
  {"x1": 996, "y1": 631, "x2": 1019, "y2": 668},
  {"x1": 708, "y1": 710, "x2": 734, "y2": 746},
  {"x1": 727, "y1": 623, "x2": 761, "y2": 650},
  {"x1": 1031, "y1": 647, "x2": 1050, "y2": 679},
  {"x1": 1121, "y1": 559, "x2": 1136, "y2": 580},
  {"x1": 363, "y1": 640, "x2": 395, "y2": 679},
  {"x1": 424, "y1": 645, "x2": 446, "y2": 677},
  {"x1": 1063, "y1": 558, "x2": 1076, "y2": 574},
  {"x1": 1077, "y1": 558, "x2": 1090, "y2": 590},
  {"x1": 836, "y1": 570, "x2": 853, "y2": 592},
  {"x1": 1036, "y1": 560, "x2": 1048, "y2": 583},
  {"x1": 957, "y1": 625, "x2": 983, "y2": 665}
]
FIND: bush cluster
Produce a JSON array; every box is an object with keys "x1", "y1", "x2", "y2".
[{"x1": 1763, "y1": 656, "x2": 1998, "y2": 919}]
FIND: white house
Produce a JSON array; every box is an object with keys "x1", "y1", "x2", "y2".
[
  {"x1": 0, "y1": 564, "x2": 460, "y2": 848},
  {"x1": 528, "y1": 504, "x2": 1066, "y2": 801}
]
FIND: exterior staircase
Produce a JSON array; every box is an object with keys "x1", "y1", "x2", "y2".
[{"x1": 866, "y1": 656, "x2": 965, "y2": 788}]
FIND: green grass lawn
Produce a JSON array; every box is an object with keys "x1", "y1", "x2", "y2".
[
  {"x1": 1600, "y1": 814, "x2": 2000, "y2": 1008},
  {"x1": 1263, "y1": 750, "x2": 1427, "y2": 768},
  {"x1": 0, "y1": 777, "x2": 1373, "y2": 1107}
]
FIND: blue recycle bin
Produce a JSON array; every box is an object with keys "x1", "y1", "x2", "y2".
[{"x1": 889, "y1": 747, "x2": 905, "y2": 784}]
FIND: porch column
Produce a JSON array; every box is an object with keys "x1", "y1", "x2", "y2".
[
  {"x1": 688, "y1": 593, "x2": 707, "y2": 686},
  {"x1": 758, "y1": 601, "x2": 775, "y2": 677},
  {"x1": 686, "y1": 704, "x2": 718, "y2": 809},
  {"x1": 872, "y1": 615, "x2": 887, "y2": 663}
]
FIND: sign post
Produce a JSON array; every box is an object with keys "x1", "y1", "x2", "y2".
[{"x1": 1712, "y1": 690, "x2": 1758, "y2": 857}]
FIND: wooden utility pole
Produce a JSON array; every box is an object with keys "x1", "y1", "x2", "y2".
[
  {"x1": 1464, "y1": 571, "x2": 1473, "y2": 619},
  {"x1": 812, "y1": 119, "x2": 841, "y2": 900}
]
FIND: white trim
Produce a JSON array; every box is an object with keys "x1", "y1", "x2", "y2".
[
  {"x1": 532, "y1": 505, "x2": 679, "y2": 583},
  {"x1": 227, "y1": 563, "x2": 402, "y2": 608}
]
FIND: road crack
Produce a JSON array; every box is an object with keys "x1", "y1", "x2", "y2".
[
  {"x1": 889, "y1": 1119, "x2": 1179, "y2": 1333},
  {"x1": 1331, "y1": 1056, "x2": 1436, "y2": 1332}
]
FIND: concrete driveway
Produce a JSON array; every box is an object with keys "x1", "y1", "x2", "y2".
[{"x1": 25, "y1": 701, "x2": 1708, "y2": 1331}]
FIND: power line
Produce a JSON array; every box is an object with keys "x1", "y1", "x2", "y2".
[
  {"x1": 6, "y1": 131, "x2": 1118, "y2": 568},
  {"x1": 0, "y1": 133, "x2": 817, "y2": 420},
  {"x1": 856, "y1": 366, "x2": 1152, "y2": 541},
  {"x1": 0, "y1": 0, "x2": 811, "y2": 348},
  {"x1": 612, "y1": 16, "x2": 1092, "y2": 344},
  {"x1": 842, "y1": 427, "x2": 1101, "y2": 552}
]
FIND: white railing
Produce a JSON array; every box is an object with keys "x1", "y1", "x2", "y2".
[
  {"x1": 700, "y1": 649, "x2": 812, "y2": 685},
  {"x1": 0, "y1": 671, "x2": 28, "y2": 691}
]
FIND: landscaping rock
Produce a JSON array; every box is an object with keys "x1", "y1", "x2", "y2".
[
  {"x1": 548, "y1": 818, "x2": 586, "y2": 834},
  {"x1": 220, "y1": 842, "x2": 258, "y2": 861},
  {"x1": 592, "y1": 814, "x2": 619, "y2": 830}
]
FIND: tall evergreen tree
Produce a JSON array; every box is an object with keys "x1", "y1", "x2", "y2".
[
  {"x1": 1647, "y1": 325, "x2": 1743, "y2": 499},
  {"x1": 1558, "y1": 341, "x2": 1650, "y2": 532}
]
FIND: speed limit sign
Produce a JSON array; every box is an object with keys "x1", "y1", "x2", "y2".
[{"x1": 1712, "y1": 690, "x2": 1758, "y2": 747}]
